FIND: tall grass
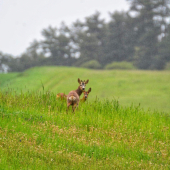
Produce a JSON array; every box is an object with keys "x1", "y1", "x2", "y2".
[{"x1": 0, "y1": 89, "x2": 169, "y2": 169}]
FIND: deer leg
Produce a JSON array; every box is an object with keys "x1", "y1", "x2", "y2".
[
  {"x1": 72, "y1": 105, "x2": 74, "y2": 112},
  {"x1": 72, "y1": 104, "x2": 76, "y2": 112},
  {"x1": 67, "y1": 102, "x2": 71, "y2": 113},
  {"x1": 76, "y1": 101, "x2": 79, "y2": 110},
  {"x1": 72, "y1": 103, "x2": 77, "y2": 113}
]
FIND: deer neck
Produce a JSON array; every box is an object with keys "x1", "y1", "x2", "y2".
[
  {"x1": 75, "y1": 86, "x2": 83, "y2": 96},
  {"x1": 80, "y1": 96, "x2": 86, "y2": 102}
]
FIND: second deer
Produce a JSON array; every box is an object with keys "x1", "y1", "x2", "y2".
[
  {"x1": 67, "y1": 78, "x2": 89, "y2": 112},
  {"x1": 56, "y1": 93, "x2": 67, "y2": 100},
  {"x1": 80, "y1": 88, "x2": 91, "y2": 102}
]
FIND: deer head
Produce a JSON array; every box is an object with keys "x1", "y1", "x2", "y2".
[
  {"x1": 83, "y1": 88, "x2": 91, "y2": 99},
  {"x1": 78, "y1": 78, "x2": 89, "y2": 91}
]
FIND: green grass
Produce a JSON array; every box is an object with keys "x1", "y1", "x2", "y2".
[
  {"x1": 0, "y1": 66, "x2": 170, "y2": 113},
  {"x1": 0, "y1": 89, "x2": 169, "y2": 169}
]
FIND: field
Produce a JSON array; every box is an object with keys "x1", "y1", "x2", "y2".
[
  {"x1": 0, "y1": 66, "x2": 170, "y2": 169},
  {"x1": 0, "y1": 66, "x2": 170, "y2": 112}
]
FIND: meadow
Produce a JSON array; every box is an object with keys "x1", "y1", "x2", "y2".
[
  {"x1": 0, "y1": 66, "x2": 169, "y2": 169},
  {"x1": 0, "y1": 66, "x2": 170, "y2": 112}
]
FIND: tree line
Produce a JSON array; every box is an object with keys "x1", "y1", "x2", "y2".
[{"x1": 1, "y1": 0, "x2": 170, "y2": 72}]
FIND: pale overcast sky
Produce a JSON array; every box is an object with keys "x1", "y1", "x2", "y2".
[{"x1": 0, "y1": 0, "x2": 129, "y2": 56}]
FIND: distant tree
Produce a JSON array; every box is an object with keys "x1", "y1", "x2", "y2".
[
  {"x1": 10, "y1": 40, "x2": 47, "y2": 72},
  {"x1": 70, "y1": 20, "x2": 87, "y2": 66},
  {"x1": 77, "y1": 32, "x2": 102, "y2": 64},
  {"x1": 127, "y1": 0, "x2": 170, "y2": 69},
  {"x1": 0, "y1": 52, "x2": 12, "y2": 72},
  {"x1": 41, "y1": 24, "x2": 75, "y2": 66},
  {"x1": 26, "y1": 40, "x2": 43, "y2": 60},
  {"x1": 71, "y1": 12, "x2": 107, "y2": 66},
  {"x1": 159, "y1": 25, "x2": 170, "y2": 63},
  {"x1": 84, "y1": 11, "x2": 107, "y2": 65},
  {"x1": 105, "y1": 11, "x2": 136, "y2": 65}
]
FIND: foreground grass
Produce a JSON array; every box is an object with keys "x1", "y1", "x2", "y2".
[
  {"x1": 0, "y1": 66, "x2": 170, "y2": 113},
  {"x1": 0, "y1": 89, "x2": 169, "y2": 169}
]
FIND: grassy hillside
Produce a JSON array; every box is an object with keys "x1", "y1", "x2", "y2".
[
  {"x1": 0, "y1": 90, "x2": 169, "y2": 169},
  {"x1": 0, "y1": 66, "x2": 170, "y2": 113}
]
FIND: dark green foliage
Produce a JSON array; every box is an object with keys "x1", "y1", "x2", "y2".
[
  {"x1": 158, "y1": 26, "x2": 170, "y2": 63},
  {"x1": 105, "y1": 11, "x2": 136, "y2": 64},
  {"x1": 128, "y1": 0, "x2": 170, "y2": 69},
  {"x1": 165, "y1": 62, "x2": 170, "y2": 70},
  {"x1": 0, "y1": 52, "x2": 13, "y2": 72},
  {"x1": 71, "y1": 12, "x2": 107, "y2": 66},
  {"x1": 104, "y1": 61, "x2": 136, "y2": 70},
  {"x1": 41, "y1": 24, "x2": 74, "y2": 66},
  {"x1": 80, "y1": 60, "x2": 102, "y2": 69}
]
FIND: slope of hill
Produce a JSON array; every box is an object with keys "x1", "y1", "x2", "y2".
[
  {"x1": 0, "y1": 90, "x2": 169, "y2": 169},
  {"x1": 0, "y1": 66, "x2": 170, "y2": 113}
]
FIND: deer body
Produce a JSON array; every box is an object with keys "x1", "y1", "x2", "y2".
[{"x1": 67, "y1": 78, "x2": 89, "y2": 112}]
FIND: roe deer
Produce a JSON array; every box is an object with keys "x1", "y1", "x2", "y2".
[
  {"x1": 56, "y1": 93, "x2": 67, "y2": 100},
  {"x1": 80, "y1": 88, "x2": 91, "y2": 102},
  {"x1": 67, "y1": 78, "x2": 89, "y2": 112}
]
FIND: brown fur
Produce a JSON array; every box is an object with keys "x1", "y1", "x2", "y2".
[
  {"x1": 67, "y1": 78, "x2": 89, "y2": 112},
  {"x1": 80, "y1": 88, "x2": 91, "y2": 102},
  {"x1": 56, "y1": 93, "x2": 67, "y2": 100}
]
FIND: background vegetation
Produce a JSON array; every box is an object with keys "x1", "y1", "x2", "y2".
[
  {"x1": 104, "y1": 61, "x2": 136, "y2": 70},
  {"x1": 0, "y1": 0, "x2": 170, "y2": 72}
]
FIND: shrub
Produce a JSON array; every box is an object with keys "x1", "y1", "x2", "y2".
[
  {"x1": 104, "y1": 61, "x2": 136, "y2": 70},
  {"x1": 80, "y1": 60, "x2": 102, "y2": 69}
]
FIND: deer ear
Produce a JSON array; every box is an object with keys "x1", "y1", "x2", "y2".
[
  {"x1": 78, "y1": 78, "x2": 81, "y2": 84},
  {"x1": 88, "y1": 88, "x2": 91, "y2": 93},
  {"x1": 85, "y1": 79, "x2": 89, "y2": 84}
]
